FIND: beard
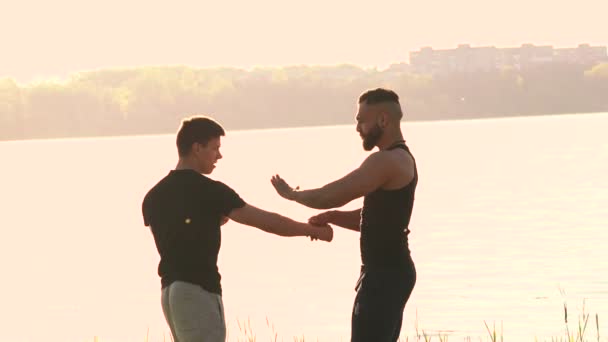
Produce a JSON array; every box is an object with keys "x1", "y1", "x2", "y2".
[{"x1": 362, "y1": 124, "x2": 383, "y2": 151}]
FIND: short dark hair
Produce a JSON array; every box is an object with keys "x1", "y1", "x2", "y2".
[
  {"x1": 358, "y1": 88, "x2": 400, "y2": 105},
  {"x1": 176, "y1": 115, "x2": 225, "y2": 157}
]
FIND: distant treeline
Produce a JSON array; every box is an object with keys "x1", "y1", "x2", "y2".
[{"x1": 1, "y1": 63, "x2": 607, "y2": 141}]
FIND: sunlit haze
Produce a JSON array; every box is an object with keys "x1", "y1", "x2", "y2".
[{"x1": 2, "y1": 0, "x2": 606, "y2": 83}]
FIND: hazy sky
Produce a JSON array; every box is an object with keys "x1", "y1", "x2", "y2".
[{"x1": 1, "y1": 0, "x2": 606, "y2": 83}]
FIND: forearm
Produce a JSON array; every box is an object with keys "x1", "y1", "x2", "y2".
[
  {"x1": 328, "y1": 209, "x2": 361, "y2": 232},
  {"x1": 230, "y1": 204, "x2": 331, "y2": 241},
  {"x1": 292, "y1": 187, "x2": 341, "y2": 210},
  {"x1": 257, "y1": 211, "x2": 314, "y2": 237}
]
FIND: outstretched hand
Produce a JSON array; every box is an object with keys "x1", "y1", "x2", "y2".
[{"x1": 271, "y1": 174, "x2": 299, "y2": 201}]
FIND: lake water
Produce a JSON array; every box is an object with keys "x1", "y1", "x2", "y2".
[{"x1": 1, "y1": 113, "x2": 607, "y2": 342}]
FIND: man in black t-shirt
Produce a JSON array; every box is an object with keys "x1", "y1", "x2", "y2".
[{"x1": 142, "y1": 116, "x2": 332, "y2": 342}]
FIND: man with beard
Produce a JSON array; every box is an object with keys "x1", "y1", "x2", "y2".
[{"x1": 270, "y1": 88, "x2": 418, "y2": 342}]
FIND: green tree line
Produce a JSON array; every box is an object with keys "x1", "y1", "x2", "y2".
[{"x1": 1, "y1": 63, "x2": 607, "y2": 141}]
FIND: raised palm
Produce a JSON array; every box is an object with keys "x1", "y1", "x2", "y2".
[{"x1": 270, "y1": 174, "x2": 299, "y2": 200}]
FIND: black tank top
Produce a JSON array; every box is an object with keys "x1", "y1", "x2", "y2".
[{"x1": 359, "y1": 143, "x2": 418, "y2": 267}]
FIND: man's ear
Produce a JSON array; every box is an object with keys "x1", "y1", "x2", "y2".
[
  {"x1": 192, "y1": 142, "x2": 201, "y2": 154},
  {"x1": 379, "y1": 113, "x2": 388, "y2": 128}
]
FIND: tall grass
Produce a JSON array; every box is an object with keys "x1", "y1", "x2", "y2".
[
  {"x1": 90, "y1": 303, "x2": 603, "y2": 342},
  {"x1": 554, "y1": 301, "x2": 601, "y2": 342}
]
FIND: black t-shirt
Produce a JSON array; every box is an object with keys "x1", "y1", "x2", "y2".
[{"x1": 142, "y1": 169, "x2": 246, "y2": 294}]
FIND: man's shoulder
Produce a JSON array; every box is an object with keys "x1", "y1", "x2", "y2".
[
  {"x1": 181, "y1": 175, "x2": 241, "y2": 200},
  {"x1": 369, "y1": 148, "x2": 415, "y2": 165},
  {"x1": 359, "y1": 149, "x2": 414, "y2": 181},
  {"x1": 166, "y1": 170, "x2": 216, "y2": 189},
  {"x1": 362, "y1": 150, "x2": 394, "y2": 167},
  {"x1": 143, "y1": 172, "x2": 239, "y2": 202},
  {"x1": 209, "y1": 178, "x2": 240, "y2": 196},
  {"x1": 143, "y1": 171, "x2": 192, "y2": 202},
  {"x1": 142, "y1": 176, "x2": 166, "y2": 201}
]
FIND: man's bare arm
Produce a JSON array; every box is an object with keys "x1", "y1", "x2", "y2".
[
  {"x1": 309, "y1": 208, "x2": 362, "y2": 232},
  {"x1": 271, "y1": 152, "x2": 391, "y2": 209},
  {"x1": 228, "y1": 204, "x2": 333, "y2": 241}
]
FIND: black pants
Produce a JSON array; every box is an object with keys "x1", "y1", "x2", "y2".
[{"x1": 351, "y1": 261, "x2": 416, "y2": 342}]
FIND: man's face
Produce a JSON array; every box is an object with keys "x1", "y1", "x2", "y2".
[
  {"x1": 194, "y1": 136, "x2": 223, "y2": 174},
  {"x1": 356, "y1": 103, "x2": 383, "y2": 151}
]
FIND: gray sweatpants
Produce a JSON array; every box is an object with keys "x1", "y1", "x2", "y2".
[{"x1": 161, "y1": 281, "x2": 226, "y2": 342}]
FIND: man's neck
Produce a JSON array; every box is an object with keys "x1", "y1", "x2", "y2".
[
  {"x1": 377, "y1": 131, "x2": 405, "y2": 151},
  {"x1": 175, "y1": 158, "x2": 199, "y2": 172}
]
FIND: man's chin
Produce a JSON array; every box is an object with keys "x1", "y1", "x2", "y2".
[
  {"x1": 362, "y1": 141, "x2": 375, "y2": 151},
  {"x1": 203, "y1": 165, "x2": 215, "y2": 174}
]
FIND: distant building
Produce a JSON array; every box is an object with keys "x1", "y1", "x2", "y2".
[
  {"x1": 409, "y1": 44, "x2": 498, "y2": 75},
  {"x1": 554, "y1": 44, "x2": 608, "y2": 65},
  {"x1": 409, "y1": 43, "x2": 608, "y2": 75}
]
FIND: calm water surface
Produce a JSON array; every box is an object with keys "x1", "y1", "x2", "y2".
[{"x1": 0, "y1": 113, "x2": 606, "y2": 341}]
